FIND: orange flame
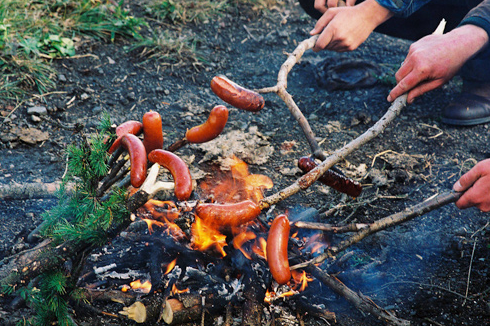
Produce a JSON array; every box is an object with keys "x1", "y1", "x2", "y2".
[
  {"x1": 126, "y1": 279, "x2": 152, "y2": 294},
  {"x1": 232, "y1": 231, "x2": 256, "y2": 260},
  {"x1": 172, "y1": 283, "x2": 189, "y2": 295},
  {"x1": 191, "y1": 215, "x2": 227, "y2": 257},
  {"x1": 164, "y1": 258, "x2": 178, "y2": 275},
  {"x1": 252, "y1": 237, "x2": 267, "y2": 260},
  {"x1": 144, "y1": 199, "x2": 180, "y2": 222},
  {"x1": 264, "y1": 288, "x2": 297, "y2": 304},
  {"x1": 291, "y1": 270, "x2": 313, "y2": 292},
  {"x1": 304, "y1": 233, "x2": 329, "y2": 254},
  {"x1": 142, "y1": 218, "x2": 165, "y2": 234},
  {"x1": 199, "y1": 155, "x2": 273, "y2": 204}
]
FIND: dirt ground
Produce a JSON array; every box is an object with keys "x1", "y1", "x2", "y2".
[{"x1": 1, "y1": 1, "x2": 490, "y2": 325}]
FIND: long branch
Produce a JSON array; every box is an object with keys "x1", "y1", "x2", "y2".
[
  {"x1": 307, "y1": 265, "x2": 410, "y2": 326},
  {"x1": 259, "y1": 94, "x2": 406, "y2": 210},
  {"x1": 291, "y1": 191, "x2": 462, "y2": 270}
]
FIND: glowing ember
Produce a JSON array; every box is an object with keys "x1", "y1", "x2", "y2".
[
  {"x1": 232, "y1": 231, "x2": 256, "y2": 259},
  {"x1": 191, "y1": 216, "x2": 227, "y2": 256},
  {"x1": 164, "y1": 258, "x2": 178, "y2": 275}
]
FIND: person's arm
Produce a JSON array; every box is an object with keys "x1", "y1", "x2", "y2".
[
  {"x1": 309, "y1": 0, "x2": 393, "y2": 52},
  {"x1": 386, "y1": 24, "x2": 489, "y2": 103},
  {"x1": 453, "y1": 158, "x2": 490, "y2": 212}
]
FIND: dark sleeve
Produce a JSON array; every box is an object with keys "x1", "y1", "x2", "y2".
[{"x1": 460, "y1": 0, "x2": 490, "y2": 38}]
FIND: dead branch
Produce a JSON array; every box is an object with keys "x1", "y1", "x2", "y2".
[
  {"x1": 291, "y1": 191, "x2": 462, "y2": 270},
  {"x1": 259, "y1": 94, "x2": 407, "y2": 210},
  {"x1": 255, "y1": 30, "x2": 408, "y2": 210},
  {"x1": 0, "y1": 181, "x2": 73, "y2": 200},
  {"x1": 257, "y1": 35, "x2": 323, "y2": 159},
  {"x1": 307, "y1": 265, "x2": 410, "y2": 326},
  {"x1": 292, "y1": 221, "x2": 368, "y2": 233}
]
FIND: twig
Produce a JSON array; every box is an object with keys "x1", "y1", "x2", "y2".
[
  {"x1": 307, "y1": 265, "x2": 410, "y2": 326},
  {"x1": 290, "y1": 191, "x2": 462, "y2": 270},
  {"x1": 257, "y1": 35, "x2": 323, "y2": 159},
  {"x1": 259, "y1": 94, "x2": 407, "y2": 210},
  {"x1": 292, "y1": 221, "x2": 368, "y2": 233},
  {"x1": 0, "y1": 181, "x2": 73, "y2": 200},
  {"x1": 462, "y1": 239, "x2": 477, "y2": 306}
]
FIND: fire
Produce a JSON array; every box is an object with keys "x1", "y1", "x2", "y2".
[
  {"x1": 191, "y1": 215, "x2": 227, "y2": 257},
  {"x1": 264, "y1": 288, "x2": 297, "y2": 304},
  {"x1": 172, "y1": 283, "x2": 189, "y2": 294},
  {"x1": 252, "y1": 237, "x2": 267, "y2": 260},
  {"x1": 291, "y1": 270, "x2": 313, "y2": 292},
  {"x1": 199, "y1": 155, "x2": 273, "y2": 204},
  {"x1": 303, "y1": 233, "x2": 329, "y2": 254},
  {"x1": 190, "y1": 155, "x2": 273, "y2": 256},
  {"x1": 142, "y1": 218, "x2": 165, "y2": 234},
  {"x1": 232, "y1": 231, "x2": 256, "y2": 259},
  {"x1": 164, "y1": 258, "x2": 178, "y2": 275},
  {"x1": 122, "y1": 279, "x2": 152, "y2": 294},
  {"x1": 140, "y1": 199, "x2": 186, "y2": 239},
  {"x1": 143, "y1": 199, "x2": 180, "y2": 222}
]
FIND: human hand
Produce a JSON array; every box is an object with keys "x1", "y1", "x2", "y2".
[
  {"x1": 387, "y1": 24, "x2": 489, "y2": 104},
  {"x1": 314, "y1": 0, "x2": 357, "y2": 13},
  {"x1": 453, "y1": 158, "x2": 490, "y2": 212},
  {"x1": 309, "y1": 0, "x2": 392, "y2": 52}
]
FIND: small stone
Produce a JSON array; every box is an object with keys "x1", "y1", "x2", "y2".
[
  {"x1": 93, "y1": 106, "x2": 103, "y2": 114},
  {"x1": 107, "y1": 56, "x2": 116, "y2": 64},
  {"x1": 58, "y1": 74, "x2": 67, "y2": 82},
  {"x1": 31, "y1": 115, "x2": 42, "y2": 123},
  {"x1": 27, "y1": 106, "x2": 48, "y2": 116},
  {"x1": 164, "y1": 89, "x2": 170, "y2": 95},
  {"x1": 80, "y1": 93, "x2": 90, "y2": 101},
  {"x1": 127, "y1": 92, "x2": 136, "y2": 101}
]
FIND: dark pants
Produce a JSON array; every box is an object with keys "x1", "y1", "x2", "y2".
[{"x1": 298, "y1": 0, "x2": 490, "y2": 83}]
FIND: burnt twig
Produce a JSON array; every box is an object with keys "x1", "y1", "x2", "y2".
[{"x1": 307, "y1": 265, "x2": 410, "y2": 326}]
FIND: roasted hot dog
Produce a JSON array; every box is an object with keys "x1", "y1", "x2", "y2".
[
  {"x1": 185, "y1": 105, "x2": 229, "y2": 143},
  {"x1": 266, "y1": 214, "x2": 291, "y2": 285},
  {"x1": 108, "y1": 120, "x2": 143, "y2": 154},
  {"x1": 210, "y1": 75, "x2": 265, "y2": 112},
  {"x1": 195, "y1": 200, "x2": 261, "y2": 228},
  {"x1": 142, "y1": 111, "x2": 164, "y2": 153},
  {"x1": 297, "y1": 156, "x2": 362, "y2": 197},
  {"x1": 148, "y1": 149, "x2": 193, "y2": 201},
  {"x1": 120, "y1": 134, "x2": 147, "y2": 188}
]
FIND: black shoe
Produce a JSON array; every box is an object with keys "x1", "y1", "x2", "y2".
[{"x1": 441, "y1": 82, "x2": 490, "y2": 126}]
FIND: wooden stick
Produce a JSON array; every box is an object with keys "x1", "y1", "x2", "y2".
[
  {"x1": 292, "y1": 221, "x2": 369, "y2": 233},
  {"x1": 0, "y1": 181, "x2": 73, "y2": 200},
  {"x1": 307, "y1": 265, "x2": 410, "y2": 326},
  {"x1": 259, "y1": 94, "x2": 407, "y2": 210},
  {"x1": 291, "y1": 191, "x2": 462, "y2": 270}
]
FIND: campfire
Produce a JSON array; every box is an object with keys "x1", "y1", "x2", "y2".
[
  {"x1": 1, "y1": 19, "x2": 461, "y2": 326},
  {"x1": 83, "y1": 154, "x2": 334, "y2": 325}
]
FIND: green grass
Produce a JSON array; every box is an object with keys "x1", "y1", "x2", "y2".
[
  {"x1": 0, "y1": 0, "x2": 278, "y2": 102},
  {"x1": 0, "y1": 0, "x2": 146, "y2": 101}
]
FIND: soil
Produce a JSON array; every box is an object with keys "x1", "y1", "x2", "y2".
[{"x1": 1, "y1": 1, "x2": 490, "y2": 325}]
